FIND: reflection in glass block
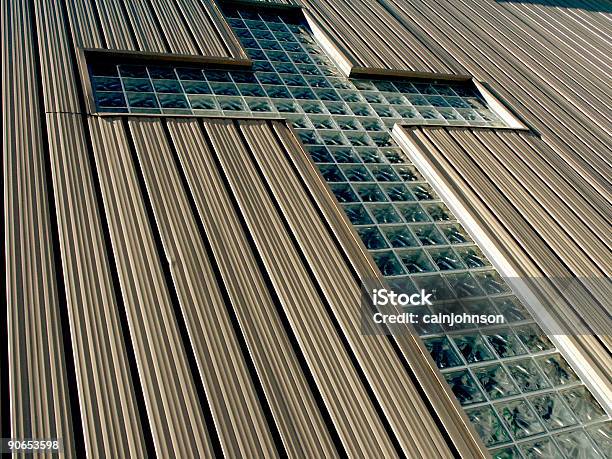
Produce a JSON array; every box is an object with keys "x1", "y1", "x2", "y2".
[
  {"x1": 384, "y1": 184, "x2": 414, "y2": 202},
  {"x1": 506, "y1": 359, "x2": 551, "y2": 392},
  {"x1": 126, "y1": 92, "x2": 158, "y2": 108},
  {"x1": 530, "y1": 393, "x2": 577, "y2": 430},
  {"x1": 382, "y1": 226, "x2": 418, "y2": 248},
  {"x1": 358, "y1": 148, "x2": 384, "y2": 163},
  {"x1": 429, "y1": 248, "x2": 465, "y2": 271},
  {"x1": 398, "y1": 249, "x2": 436, "y2": 274},
  {"x1": 367, "y1": 205, "x2": 402, "y2": 223},
  {"x1": 490, "y1": 446, "x2": 521, "y2": 459},
  {"x1": 357, "y1": 227, "x2": 388, "y2": 250},
  {"x1": 562, "y1": 386, "x2": 606, "y2": 423},
  {"x1": 330, "y1": 184, "x2": 358, "y2": 203},
  {"x1": 474, "y1": 364, "x2": 520, "y2": 400},
  {"x1": 587, "y1": 422, "x2": 611, "y2": 458},
  {"x1": 219, "y1": 97, "x2": 246, "y2": 111},
  {"x1": 555, "y1": 430, "x2": 602, "y2": 458},
  {"x1": 453, "y1": 335, "x2": 495, "y2": 363},
  {"x1": 447, "y1": 273, "x2": 485, "y2": 298},
  {"x1": 372, "y1": 251, "x2": 405, "y2": 276},
  {"x1": 410, "y1": 184, "x2": 437, "y2": 200},
  {"x1": 355, "y1": 184, "x2": 387, "y2": 202},
  {"x1": 484, "y1": 329, "x2": 527, "y2": 358},
  {"x1": 412, "y1": 225, "x2": 446, "y2": 246},
  {"x1": 368, "y1": 165, "x2": 399, "y2": 182},
  {"x1": 96, "y1": 91, "x2": 126, "y2": 108},
  {"x1": 497, "y1": 399, "x2": 545, "y2": 439},
  {"x1": 440, "y1": 223, "x2": 471, "y2": 243},
  {"x1": 383, "y1": 149, "x2": 408, "y2": 164},
  {"x1": 519, "y1": 438, "x2": 563, "y2": 458},
  {"x1": 456, "y1": 246, "x2": 490, "y2": 268},
  {"x1": 340, "y1": 165, "x2": 372, "y2": 181},
  {"x1": 397, "y1": 204, "x2": 429, "y2": 223},
  {"x1": 188, "y1": 95, "x2": 217, "y2": 110},
  {"x1": 424, "y1": 337, "x2": 462, "y2": 369},
  {"x1": 476, "y1": 271, "x2": 511, "y2": 295},
  {"x1": 343, "y1": 204, "x2": 372, "y2": 225},
  {"x1": 330, "y1": 147, "x2": 358, "y2": 163},
  {"x1": 515, "y1": 324, "x2": 555, "y2": 353},
  {"x1": 467, "y1": 406, "x2": 511, "y2": 446},
  {"x1": 445, "y1": 370, "x2": 486, "y2": 405},
  {"x1": 318, "y1": 164, "x2": 345, "y2": 182},
  {"x1": 536, "y1": 354, "x2": 579, "y2": 386},
  {"x1": 93, "y1": 76, "x2": 122, "y2": 91}
]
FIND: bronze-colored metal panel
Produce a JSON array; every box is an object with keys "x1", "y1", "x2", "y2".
[{"x1": 88, "y1": 116, "x2": 214, "y2": 458}]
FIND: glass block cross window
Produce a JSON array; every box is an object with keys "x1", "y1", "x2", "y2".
[{"x1": 86, "y1": 7, "x2": 609, "y2": 458}]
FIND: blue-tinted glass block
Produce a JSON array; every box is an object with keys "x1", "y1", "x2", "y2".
[
  {"x1": 158, "y1": 93, "x2": 188, "y2": 108},
  {"x1": 537, "y1": 354, "x2": 579, "y2": 386},
  {"x1": 238, "y1": 84, "x2": 266, "y2": 97},
  {"x1": 447, "y1": 273, "x2": 485, "y2": 299},
  {"x1": 424, "y1": 203, "x2": 453, "y2": 222},
  {"x1": 452, "y1": 334, "x2": 496, "y2": 363},
  {"x1": 126, "y1": 92, "x2": 158, "y2": 108},
  {"x1": 300, "y1": 101, "x2": 326, "y2": 114},
  {"x1": 305, "y1": 146, "x2": 332, "y2": 163},
  {"x1": 410, "y1": 184, "x2": 437, "y2": 200},
  {"x1": 474, "y1": 364, "x2": 520, "y2": 400},
  {"x1": 210, "y1": 82, "x2": 239, "y2": 96},
  {"x1": 519, "y1": 438, "x2": 562, "y2": 458},
  {"x1": 264, "y1": 85, "x2": 292, "y2": 99},
  {"x1": 457, "y1": 247, "x2": 490, "y2": 269},
  {"x1": 330, "y1": 147, "x2": 358, "y2": 163},
  {"x1": 253, "y1": 60, "x2": 274, "y2": 72},
  {"x1": 368, "y1": 165, "x2": 399, "y2": 182},
  {"x1": 467, "y1": 406, "x2": 511, "y2": 446},
  {"x1": 398, "y1": 249, "x2": 436, "y2": 274},
  {"x1": 368, "y1": 205, "x2": 402, "y2": 224},
  {"x1": 355, "y1": 184, "x2": 387, "y2": 202},
  {"x1": 497, "y1": 399, "x2": 546, "y2": 439},
  {"x1": 181, "y1": 81, "x2": 211, "y2": 94},
  {"x1": 484, "y1": 329, "x2": 527, "y2": 358},
  {"x1": 358, "y1": 148, "x2": 384, "y2": 163},
  {"x1": 152, "y1": 79, "x2": 182, "y2": 93},
  {"x1": 257, "y1": 72, "x2": 283, "y2": 85},
  {"x1": 258, "y1": 39, "x2": 282, "y2": 50},
  {"x1": 96, "y1": 91, "x2": 126, "y2": 108},
  {"x1": 506, "y1": 359, "x2": 551, "y2": 392},
  {"x1": 425, "y1": 337, "x2": 463, "y2": 369},
  {"x1": 123, "y1": 78, "x2": 153, "y2": 92},
  {"x1": 357, "y1": 226, "x2": 388, "y2": 249},
  {"x1": 187, "y1": 95, "x2": 217, "y2": 110},
  {"x1": 561, "y1": 386, "x2": 606, "y2": 423},
  {"x1": 515, "y1": 324, "x2": 555, "y2": 353},
  {"x1": 530, "y1": 393, "x2": 577, "y2": 430},
  {"x1": 341, "y1": 165, "x2": 373, "y2": 182},
  {"x1": 382, "y1": 226, "x2": 418, "y2": 248},
  {"x1": 119, "y1": 65, "x2": 148, "y2": 78},
  {"x1": 490, "y1": 446, "x2": 521, "y2": 459},
  {"x1": 445, "y1": 370, "x2": 486, "y2": 405},
  {"x1": 324, "y1": 101, "x2": 350, "y2": 115},
  {"x1": 397, "y1": 203, "x2": 429, "y2": 223},
  {"x1": 372, "y1": 251, "x2": 405, "y2": 276},
  {"x1": 174, "y1": 68, "x2": 202, "y2": 80},
  {"x1": 92, "y1": 76, "x2": 122, "y2": 92},
  {"x1": 330, "y1": 184, "x2": 359, "y2": 203},
  {"x1": 412, "y1": 225, "x2": 445, "y2": 246},
  {"x1": 318, "y1": 164, "x2": 345, "y2": 182},
  {"x1": 555, "y1": 430, "x2": 602, "y2": 458},
  {"x1": 218, "y1": 97, "x2": 246, "y2": 111},
  {"x1": 343, "y1": 204, "x2": 373, "y2": 225},
  {"x1": 384, "y1": 184, "x2": 414, "y2": 202},
  {"x1": 475, "y1": 271, "x2": 511, "y2": 295}
]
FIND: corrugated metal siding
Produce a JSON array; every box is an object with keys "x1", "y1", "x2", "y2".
[
  {"x1": 394, "y1": 125, "x2": 612, "y2": 380},
  {"x1": 64, "y1": 0, "x2": 248, "y2": 59},
  {"x1": 300, "y1": 0, "x2": 467, "y2": 77}
]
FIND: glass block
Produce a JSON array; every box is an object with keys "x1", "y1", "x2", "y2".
[
  {"x1": 490, "y1": 446, "x2": 521, "y2": 459},
  {"x1": 188, "y1": 95, "x2": 218, "y2": 110},
  {"x1": 370, "y1": 104, "x2": 397, "y2": 118},
  {"x1": 453, "y1": 334, "x2": 496, "y2": 363},
  {"x1": 309, "y1": 115, "x2": 336, "y2": 129},
  {"x1": 349, "y1": 103, "x2": 375, "y2": 117},
  {"x1": 475, "y1": 271, "x2": 511, "y2": 295},
  {"x1": 330, "y1": 184, "x2": 359, "y2": 203},
  {"x1": 297, "y1": 64, "x2": 321, "y2": 75},
  {"x1": 367, "y1": 204, "x2": 402, "y2": 223},
  {"x1": 381, "y1": 149, "x2": 408, "y2": 165},
  {"x1": 96, "y1": 91, "x2": 126, "y2": 108},
  {"x1": 320, "y1": 131, "x2": 348, "y2": 146},
  {"x1": 468, "y1": 406, "x2": 512, "y2": 446},
  {"x1": 218, "y1": 96, "x2": 246, "y2": 111},
  {"x1": 561, "y1": 386, "x2": 606, "y2": 423},
  {"x1": 357, "y1": 226, "x2": 388, "y2": 250},
  {"x1": 352, "y1": 79, "x2": 377, "y2": 90},
  {"x1": 529, "y1": 393, "x2": 577, "y2": 430},
  {"x1": 447, "y1": 273, "x2": 486, "y2": 298},
  {"x1": 397, "y1": 203, "x2": 430, "y2": 223},
  {"x1": 328, "y1": 77, "x2": 352, "y2": 89},
  {"x1": 407, "y1": 94, "x2": 429, "y2": 106},
  {"x1": 209, "y1": 82, "x2": 239, "y2": 95},
  {"x1": 373, "y1": 80, "x2": 397, "y2": 92},
  {"x1": 424, "y1": 337, "x2": 463, "y2": 369},
  {"x1": 370, "y1": 133, "x2": 395, "y2": 147},
  {"x1": 519, "y1": 438, "x2": 563, "y2": 458},
  {"x1": 358, "y1": 148, "x2": 384, "y2": 163},
  {"x1": 555, "y1": 430, "x2": 602, "y2": 458},
  {"x1": 264, "y1": 85, "x2": 292, "y2": 98},
  {"x1": 257, "y1": 39, "x2": 282, "y2": 50},
  {"x1": 410, "y1": 183, "x2": 437, "y2": 200},
  {"x1": 372, "y1": 251, "x2": 405, "y2": 276},
  {"x1": 318, "y1": 164, "x2": 345, "y2": 182},
  {"x1": 92, "y1": 76, "x2": 122, "y2": 92},
  {"x1": 587, "y1": 422, "x2": 611, "y2": 458},
  {"x1": 427, "y1": 95, "x2": 451, "y2": 107},
  {"x1": 119, "y1": 65, "x2": 148, "y2": 78},
  {"x1": 329, "y1": 147, "x2": 358, "y2": 163},
  {"x1": 306, "y1": 146, "x2": 332, "y2": 163},
  {"x1": 445, "y1": 370, "x2": 486, "y2": 405},
  {"x1": 424, "y1": 203, "x2": 453, "y2": 222},
  {"x1": 265, "y1": 50, "x2": 289, "y2": 62},
  {"x1": 418, "y1": 107, "x2": 445, "y2": 121},
  {"x1": 385, "y1": 94, "x2": 408, "y2": 105},
  {"x1": 484, "y1": 329, "x2": 527, "y2": 358},
  {"x1": 440, "y1": 223, "x2": 471, "y2": 243},
  {"x1": 90, "y1": 63, "x2": 118, "y2": 77},
  {"x1": 474, "y1": 364, "x2": 520, "y2": 400},
  {"x1": 497, "y1": 399, "x2": 546, "y2": 439},
  {"x1": 446, "y1": 96, "x2": 471, "y2": 109},
  {"x1": 335, "y1": 118, "x2": 362, "y2": 131},
  {"x1": 307, "y1": 76, "x2": 331, "y2": 88},
  {"x1": 281, "y1": 73, "x2": 307, "y2": 86},
  {"x1": 395, "y1": 105, "x2": 421, "y2": 119},
  {"x1": 238, "y1": 83, "x2": 266, "y2": 97},
  {"x1": 384, "y1": 184, "x2": 414, "y2": 202},
  {"x1": 506, "y1": 359, "x2": 551, "y2": 392},
  {"x1": 363, "y1": 92, "x2": 387, "y2": 104},
  {"x1": 287, "y1": 115, "x2": 312, "y2": 129},
  {"x1": 429, "y1": 248, "x2": 465, "y2": 271},
  {"x1": 439, "y1": 108, "x2": 464, "y2": 122},
  {"x1": 492, "y1": 297, "x2": 527, "y2": 323},
  {"x1": 272, "y1": 99, "x2": 300, "y2": 113},
  {"x1": 247, "y1": 98, "x2": 274, "y2": 112},
  {"x1": 300, "y1": 101, "x2": 327, "y2": 114},
  {"x1": 413, "y1": 275, "x2": 455, "y2": 301},
  {"x1": 126, "y1": 92, "x2": 158, "y2": 108},
  {"x1": 355, "y1": 184, "x2": 387, "y2": 202},
  {"x1": 343, "y1": 204, "x2": 372, "y2": 225},
  {"x1": 181, "y1": 81, "x2": 212, "y2": 94},
  {"x1": 456, "y1": 246, "x2": 491, "y2": 269},
  {"x1": 382, "y1": 226, "x2": 418, "y2": 248},
  {"x1": 273, "y1": 61, "x2": 298, "y2": 74},
  {"x1": 345, "y1": 132, "x2": 374, "y2": 147},
  {"x1": 412, "y1": 224, "x2": 446, "y2": 246},
  {"x1": 360, "y1": 118, "x2": 386, "y2": 131},
  {"x1": 290, "y1": 87, "x2": 316, "y2": 100},
  {"x1": 368, "y1": 165, "x2": 400, "y2": 182},
  {"x1": 252, "y1": 60, "x2": 275, "y2": 72},
  {"x1": 324, "y1": 101, "x2": 350, "y2": 115},
  {"x1": 158, "y1": 93, "x2": 188, "y2": 108},
  {"x1": 397, "y1": 249, "x2": 436, "y2": 274},
  {"x1": 514, "y1": 324, "x2": 555, "y2": 353},
  {"x1": 296, "y1": 129, "x2": 322, "y2": 145},
  {"x1": 256, "y1": 72, "x2": 283, "y2": 85},
  {"x1": 340, "y1": 165, "x2": 372, "y2": 182}
]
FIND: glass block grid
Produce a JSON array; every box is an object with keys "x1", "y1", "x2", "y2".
[{"x1": 87, "y1": 8, "x2": 609, "y2": 456}]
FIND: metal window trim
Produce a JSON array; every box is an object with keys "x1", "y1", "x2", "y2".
[{"x1": 392, "y1": 124, "x2": 612, "y2": 417}]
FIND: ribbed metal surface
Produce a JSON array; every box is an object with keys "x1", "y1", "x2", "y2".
[
  {"x1": 394, "y1": 124, "x2": 612, "y2": 384},
  {"x1": 65, "y1": 0, "x2": 248, "y2": 59},
  {"x1": 3, "y1": 0, "x2": 76, "y2": 457}
]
